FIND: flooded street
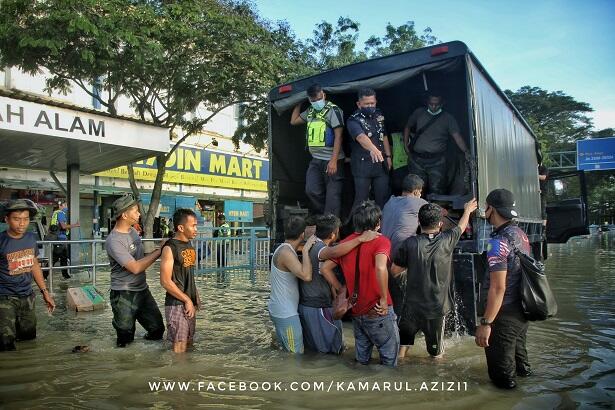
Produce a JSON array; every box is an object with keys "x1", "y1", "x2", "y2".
[{"x1": 1, "y1": 232, "x2": 613, "y2": 409}]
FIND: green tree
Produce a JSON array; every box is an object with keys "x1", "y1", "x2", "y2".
[
  {"x1": 0, "y1": 0, "x2": 292, "y2": 238},
  {"x1": 587, "y1": 173, "x2": 615, "y2": 224},
  {"x1": 237, "y1": 18, "x2": 438, "y2": 150},
  {"x1": 593, "y1": 128, "x2": 615, "y2": 138},
  {"x1": 305, "y1": 17, "x2": 364, "y2": 70},
  {"x1": 504, "y1": 86, "x2": 594, "y2": 152},
  {"x1": 364, "y1": 21, "x2": 437, "y2": 57}
]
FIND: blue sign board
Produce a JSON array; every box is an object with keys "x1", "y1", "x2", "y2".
[
  {"x1": 224, "y1": 200, "x2": 253, "y2": 223},
  {"x1": 577, "y1": 137, "x2": 615, "y2": 171},
  {"x1": 141, "y1": 194, "x2": 196, "y2": 218},
  {"x1": 175, "y1": 195, "x2": 196, "y2": 210}
]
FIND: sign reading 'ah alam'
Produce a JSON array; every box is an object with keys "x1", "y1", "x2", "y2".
[
  {"x1": 0, "y1": 99, "x2": 104, "y2": 137},
  {"x1": 95, "y1": 145, "x2": 270, "y2": 192},
  {"x1": 0, "y1": 96, "x2": 169, "y2": 153}
]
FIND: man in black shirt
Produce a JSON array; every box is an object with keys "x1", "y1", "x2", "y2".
[
  {"x1": 403, "y1": 92, "x2": 470, "y2": 195},
  {"x1": 298, "y1": 214, "x2": 378, "y2": 354},
  {"x1": 160, "y1": 208, "x2": 200, "y2": 353},
  {"x1": 391, "y1": 198, "x2": 477, "y2": 358}
]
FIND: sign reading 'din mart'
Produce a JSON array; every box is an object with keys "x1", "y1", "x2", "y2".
[{"x1": 95, "y1": 146, "x2": 269, "y2": 191}]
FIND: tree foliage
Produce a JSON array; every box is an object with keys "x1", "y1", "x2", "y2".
[
  {"x1": 0, "y1": 1, "x2": 439, "y2": 235},
  {"x1": 505, "y1": 87, "x2": 615, "y2": 221},
  {"x1": 236, "y1": 17, "x2": 438, "y2": 152},
  {"x1": 504, "y1": 86, "x2": 594, "y2": 152},
  {"x1": 0, "y1": 0, "x2": 291, "y2": 237},
  {"x1": 365, "y1": 21, "x2": 437, "y2": 57},
  {"x1": 593, "y1": 128, "x2": 615, "y2": 138},
  {"x1": 587, "y1": 172, "x2": 615, "y2": 224},
  {"x1": 301, "y1": 18, "x2": 438, "y2": 71}
]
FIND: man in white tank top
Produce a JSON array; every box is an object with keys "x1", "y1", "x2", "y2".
[{"x1": 268, "y1": 216, "x2": 317, "y2": 354}]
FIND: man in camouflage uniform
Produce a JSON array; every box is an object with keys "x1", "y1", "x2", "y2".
[
  {"x1": 105, "y1": 195, "x2": 165, "y2": 348},
  {"x1": 1, "y1": 199, "x2": 55, "y2": 351}
]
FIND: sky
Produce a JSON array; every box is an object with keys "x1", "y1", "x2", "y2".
[{"x1": 253, "y1": 0, "x2": 615, "y2": 131}]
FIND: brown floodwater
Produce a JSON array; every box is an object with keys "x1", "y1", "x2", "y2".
[{"x1": 1, "y1": 232, "x2": 613, "y2": 409}]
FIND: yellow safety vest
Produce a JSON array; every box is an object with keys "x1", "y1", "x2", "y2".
[
  {"x1": 50, "y1": 210, "x2": 61, "y2": 226},
  {"x1": 391, "y1": 132, "x2": 408, "y2": 170},
  {"x1": 306, "y1": 103, "x2": 335, "y2": 148}
]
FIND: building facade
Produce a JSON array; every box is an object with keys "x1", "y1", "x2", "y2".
[{"x1": 0, "y1": 67, "x2": 269, "y2": 237}]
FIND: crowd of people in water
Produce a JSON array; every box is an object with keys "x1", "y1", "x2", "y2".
[
  {"x1": 268, "y1": 84, "x2": 536, "y2": 390},
  {"x1": 0, "y1": 185, "x2": 532, "y2": 390},
  {"x1": 268, "y1": 182, "x2": 532, "y2": 390},
  {"x1": 1, "y1": 84, "x2": 537, "y2": 391}
]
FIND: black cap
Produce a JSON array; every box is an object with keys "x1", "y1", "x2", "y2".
[
  {"x1": 486, "y1": 189, "x2": 518, "y2": 220},
  {"x1": 3, "y1": 199, "x2": 38, "y2": 218}
]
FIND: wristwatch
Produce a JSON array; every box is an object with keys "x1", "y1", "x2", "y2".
[{"x1": 480, "y1": 317, "x2": 492, "y2": 326}]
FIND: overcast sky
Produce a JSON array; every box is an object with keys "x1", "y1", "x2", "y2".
[{"x1": 254, "y1": 0, "x2": 615, "y2": 132}]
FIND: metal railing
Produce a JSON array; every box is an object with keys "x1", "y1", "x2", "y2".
[
  {"x1": 38, "y1": 227, "x2": 270, "y2": 292},
  {"x1": 193, "y1": 227, "x2": 270, "y2": 277},
  {"x1": 545, "y1": 151, "x2": 577, "y2": 170}
]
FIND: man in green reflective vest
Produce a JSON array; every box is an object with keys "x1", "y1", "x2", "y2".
[{"x1": 291, "y1": 84, "x2": 345, "y2": 217}]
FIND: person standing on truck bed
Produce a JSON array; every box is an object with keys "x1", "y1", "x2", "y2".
[
  {"x1": 403, "y1": 91, "x2": 471, "y2": 195},
  {"x1": 347, "y1": 88, "x2": 393, "y2": 211},
  {"x1": 290, "y1": 84, "x2": 345, "y2": 217}
]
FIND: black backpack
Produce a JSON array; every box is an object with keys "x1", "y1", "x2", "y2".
[{"x1": 503, "y1": 232, "x2": 558, "y2": 321}]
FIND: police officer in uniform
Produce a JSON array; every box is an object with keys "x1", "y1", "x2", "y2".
[
  {"x1": 346, "y1": 87, "x2": 392, "y2": 210},
  {"x1": 291, "y1": 84, "x2": 345, "y2": 217}
]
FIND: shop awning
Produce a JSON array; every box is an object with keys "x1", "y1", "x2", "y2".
[{"x1": 0, "y1": 90, "x2": 169, "y2": 174}]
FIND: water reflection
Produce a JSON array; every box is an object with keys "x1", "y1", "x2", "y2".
[{"x1": 0, "y1": 233, "x2": 613, "y2": 409}]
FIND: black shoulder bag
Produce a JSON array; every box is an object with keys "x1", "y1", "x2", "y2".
[
  {"x1": 503, "y1": 233, "x2": 558, "y2": 321},
  {"x1": 408, "y1": 112, "x2": 442, "y2": 153}
]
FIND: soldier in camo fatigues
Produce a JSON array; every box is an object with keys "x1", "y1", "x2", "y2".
[{"x1": 0, "y1": 199, "x2": 55, "y2": 351}]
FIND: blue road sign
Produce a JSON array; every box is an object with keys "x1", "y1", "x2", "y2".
[{"x1": 577, "y1": 137, "x2": 615, "y2": 171}]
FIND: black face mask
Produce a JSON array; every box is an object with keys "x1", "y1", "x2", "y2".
[
  {"x1": 360, "y1": 107, "x2": 377, "y2": 117},
  {"x1": 485, "y1": 207, "x2": 496, "y2": 226}
]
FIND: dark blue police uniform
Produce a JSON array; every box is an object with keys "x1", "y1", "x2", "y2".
[{"x1": 346, "y1": 109, "x2": 390, "y2": 210}]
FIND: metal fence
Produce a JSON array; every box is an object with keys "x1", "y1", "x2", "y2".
[
  {"x1": 38, "y1": 227, "x2": 270, "y2": 292},
  {"x1": 193, "y1": 227, "x2": 270, "y2": 276}
]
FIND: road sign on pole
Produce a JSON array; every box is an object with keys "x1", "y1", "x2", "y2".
[{"x1": 577, "y1": 137, "x2": 615, "y2": 171}]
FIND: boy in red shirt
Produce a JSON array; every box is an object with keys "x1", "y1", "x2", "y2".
[{"x1": 321, "y1": 200, "x2": 399, "y2": 367}]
